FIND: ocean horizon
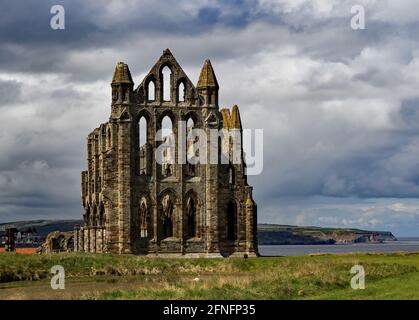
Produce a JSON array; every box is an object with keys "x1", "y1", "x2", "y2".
[{"x1": 259, "y1": 238, "x2": 419, "y2": 256}]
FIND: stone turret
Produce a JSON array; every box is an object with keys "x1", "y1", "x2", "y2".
[
  {"x1": 197, "y1": 59, "x2": 218, "y2": 106},
  {"x1": 111, "y1": 62, "x2": 134, "y2": 105},
  {"x1": 112, "y1": 62, "x2": 133, "y2": 84},
  {"x1": 197, "y1": 59, "x2": 218, "y2": 88},
  {"x1": 231, "y1": 105, "x2": 242, "y2": 129}
]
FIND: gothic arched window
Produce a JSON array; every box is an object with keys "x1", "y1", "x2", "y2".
[
  {"x1": 98, "y1": 202, "x2": 105, "y2": 226},
  {"x1": 139, "y1": 116, "x2": 148, "y2": 175},
  {"x1": 139, "y1": 201, "x2": 148, "y2": 237},
  {"x1": 161, "y1": 194, "x2": 174, "y2": 238},
  {"x1": 186, "y1": 196, "x2": 196, "y2": 238},
  {"x1": 139, "y1": 117, "x2": 147, "y2": 147},
  {"x1": 178, "y1": 81, "x2": 185, "y2": 102},
  {"x1": 227, "y1": 201, "x2": 237, "y2": 241},
  {"x1": 186, "y1": 117, "x2": 197, "y2": 176},
  {"x1": 161, "y1": 115, "x2": 175, "y2": 177},
  {"x1": 147, "y1": 80, "x2": 155, "y2": 101},
  {"x1": 162, "y1": 66, "x2": 171, "y2": 101}
]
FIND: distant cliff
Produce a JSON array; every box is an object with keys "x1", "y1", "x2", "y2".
[
  {"x1": 1, "y1": 220, "x2": 397, "y2": 246},
  {"x1": 258, "y1": 224, "x2": 397, "y2": 245}
]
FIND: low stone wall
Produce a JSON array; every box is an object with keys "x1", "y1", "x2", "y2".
[{"x1": 40, "y1": 231, "x2": 74, "y2": 254}]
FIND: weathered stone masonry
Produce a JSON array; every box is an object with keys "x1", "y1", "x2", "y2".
[{"x1": 74, "y1": 49, "x2": 258, "y2": 257}]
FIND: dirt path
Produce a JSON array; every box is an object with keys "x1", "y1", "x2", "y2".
[
  {"x1": 0, "y1": 277, "x2": 145, "y2": 300},
  {"x1": 0, "y1": 272, "x2": 252, "y2": 300}
]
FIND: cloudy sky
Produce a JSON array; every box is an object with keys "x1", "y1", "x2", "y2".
[{"x1": 1, "y1": 0, "x2": 419, "y2": 236}]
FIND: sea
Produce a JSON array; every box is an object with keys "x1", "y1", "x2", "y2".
[{"x1": 258, "y1": 237, "x2": 419, "y2": 256}]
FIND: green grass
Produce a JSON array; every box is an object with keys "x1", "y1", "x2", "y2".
[
  {"x1": 1, "y1": 252, "x2": 419, "y2": 299},
  {"x1": 311, "y1": 267, "x2": 419, "y2": 300}
]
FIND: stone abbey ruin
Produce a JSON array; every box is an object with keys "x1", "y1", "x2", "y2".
[{"x1": 74, "y1": 49, "x2": 257, "y2": 257}]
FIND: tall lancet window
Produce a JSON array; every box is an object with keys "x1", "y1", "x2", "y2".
[
  {"x1": 98, "y1": 202, "x2": 105, "y2": 226},
  {"x1": 147, "y1": 80, "x2": 155, "y2": 101},
  {"x1": 162, "y1": 194, "x2": 174, "y2": 238},
  {"x1": 139, "y1": 200, "x2": 148, "y2": 237},
  {"x1": 178, "y1": 82, "x2": 185, "y2": 102},
  {"x1": 162, "y1": 66, "x2": 171, "y2": 101},
  {"x1": 139, "y1": 116, "x2": 148, "y2": 175},
  {"x1": 186, "y1": 197, "x2": 196, "y2": 238},
  {"x1": 227, "y1": 201, "x2": 237, "y2": 241},
  {"x1": 161, "y1": 115, "x2": 174, "y2": 177},
  {"x1": 186, "y1": 118, "x2": 197, "y2": 177}
]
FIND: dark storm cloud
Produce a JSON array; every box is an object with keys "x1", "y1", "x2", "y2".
[
  {"x1": 0, "y1": 1, "x2": 101, "y2": 73},
  {"x1": 0, "y1": 0, "x2": 267, "y2": 75}
]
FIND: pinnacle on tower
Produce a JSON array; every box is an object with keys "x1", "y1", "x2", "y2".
[
  {"x1": 220, "y1": 105, "x2": 242, "y2": 130},
  {"x1": 112, "y1": 62, "x2": 133, "y2": 84},
  {"x1": 231, "y1": 105, "x2": 242, "y2": 129},
  {"x1": 220, "y1": 108, "x2": 232, "y2": 129},
  {"x1": 197, "y1": 59, "x2": 219, "y2": 89}
]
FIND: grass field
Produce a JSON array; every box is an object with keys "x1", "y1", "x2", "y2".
[{"x1": 0, "y1": 252, "x2": 419, "y2": 299}]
